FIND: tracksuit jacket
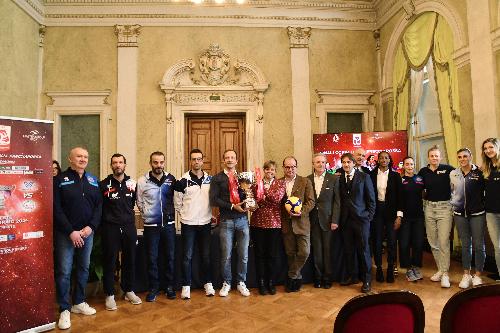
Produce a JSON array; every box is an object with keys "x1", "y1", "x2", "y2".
[
  {"x1": 174, "y1": 171, "x2": 212, "y2": 225},
  {"x1": 53, "y1": 167, "x2": 102, "y2": 235},
  {"x1": 99, "y1": 174, "x2": 136, "y2": 226},
  {"x1": 450, "y1": 164, "x2": 485, "y2": 216},
  {"x1": 136, "y1": 171, "x2": 176, "y2": 226}
]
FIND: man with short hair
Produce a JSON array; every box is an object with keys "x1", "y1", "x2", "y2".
[
  {"x1": 174, "y1": 148, "x2": 215, "y2": 299},
  {"x1": 99, "y1": 153, "x2": 142, "y2": 311},
  {"x1": 209, "y1": 149, "x2": 251, "y2": 297},
  {"x1": 353, "y1": 148, "x2": 371, "y2": 173},
  {"x1": 281, "y1": 156, "x2": 315, "y2": 292},
  {"x1": 136, "y1": 151, "x2": 177, "y2": 302},
  {"x1": 336, "y1": 153, "x2": 375, "y2": 293},
  {"x1": 54, "y1": 147, "x2": 102, "y2": 330},
  {"x1": 307, "y1": 153, "x2": 340, "y2": 289}
]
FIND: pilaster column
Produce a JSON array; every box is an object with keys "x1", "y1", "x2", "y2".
[
  {"x1": 373, "y1": 29, "x2": 383, "y2": 131},
  {"x1": 465, "y1": 1, "x2": 498, "y2": 154},
  {"x1": 287, "y1": 26, "x2": 312, "y2": 175},
  {"x1": 37, "y1": 25, "x2": 45, "y2": 119},
  {"x1": 115, "y1": 24, "x2": 141, "y2": 178}
]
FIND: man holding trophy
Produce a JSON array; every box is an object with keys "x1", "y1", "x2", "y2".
[{"x1": 209, "y1": 149, "x2": 251, "y2": 297}]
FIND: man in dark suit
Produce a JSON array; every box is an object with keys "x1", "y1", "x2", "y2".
[
  {"x1": 336, "y1": 147, "x2": 370, "y2": 175},
  {"x1": 307, "y1": 153, "x2": 340, "y2": 289},
  {"x1": 334, "y1": 153, "x2": 376, "y2": 293},
  {"x1": 281, "y1": 156, "x2": 315, "y2": 292}
]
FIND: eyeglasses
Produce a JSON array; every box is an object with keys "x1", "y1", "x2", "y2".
[
  {"x1": 191, "y1": 157, "x2": 203, "y2": 161},
  {"x1": 283, "y1": 165, "x2": 297, "y2": 169}
]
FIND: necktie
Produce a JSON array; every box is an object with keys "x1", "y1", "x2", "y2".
[{"x1": 346, "y1": 174, "x2": 352, "y2": 191}]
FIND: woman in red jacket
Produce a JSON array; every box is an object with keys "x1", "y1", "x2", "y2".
[{"x1": 250, "y1": 160, "x2": 286, "y2": 295}]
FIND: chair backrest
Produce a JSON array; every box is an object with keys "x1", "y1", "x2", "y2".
[
  {"x1": 333, "y1": 290, "x2": 425, "y2": 333},
  {"x1": 440, "y1": 282, "x2": 500, "y2": 333}
]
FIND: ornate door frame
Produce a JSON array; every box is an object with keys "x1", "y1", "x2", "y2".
[{"x1": 159, "y1": 44, "x2": 269, "y2": 177}]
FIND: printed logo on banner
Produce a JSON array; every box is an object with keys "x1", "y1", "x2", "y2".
[
  {"x1": 332, "y1": 134, "x2": 340, "y2": 143},
  {"x1": 23, "y1": 193, "x2": 33, "y2": 199},
  {"x1": 21, "y1": 180, "x2": 38, "y2": 192},
  {"x1": 23, "y1": 231, "x2": 44, "y2": 239},
  {"x1": 22, "y1": 130, "x2": 46, "y2": 142},
  {"x1": 353, "y1": 134, "x2": 362, "y2": 146},
  {"x1": 0, "y1": 125, "x2": 11, "y2": 152},
  {"x1": 21, "y1": 200, "x2": 36, "y2": 212}
]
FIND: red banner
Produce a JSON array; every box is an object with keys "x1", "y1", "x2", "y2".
[
  {"x1": 313, "y1": 131, "x2": 408, "y2": 173},
  {"x1": 0, "y1": 117, "x2": 55, "y2": 333}
]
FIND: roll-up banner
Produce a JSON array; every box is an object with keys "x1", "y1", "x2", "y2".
[
  {"x1": 313, "y1": 131, "x2": 408, "y2": 173},
  {"x1": 0, "y1": 117, "x2": 55, "y2": 333}
]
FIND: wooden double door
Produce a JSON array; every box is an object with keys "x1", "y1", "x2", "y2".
[{"x1": 185, "y1": 115, "x2": 246, "y2": 176}]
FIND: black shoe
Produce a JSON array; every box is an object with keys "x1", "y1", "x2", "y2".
[
  {"x1": 165, "y1": 286, "x2": 176, "y2": 299},
  {"x1": 258, "y1": 279, "x2": 268, "y2": 295},
  {"x1": 376, "y1": 267, "x2": 384, "y2": 282},
  {"x1": 267, "y1": 280, "x2": 276, "y2": 295},
  {"x1": 285, "y1": 278, "x2": 294, "y2": 293},
  {"x1": 322, "y1": 281, "x2": 332, "y2": 289},
  {"x1": 340, "y1": 277, "x2": 356, "y2": 286},
  {"x1": 293, "y1": 279, "x2": 302, "y2": 292},
  {"x1": 386, "y1": 267, "x2": 395, "y2": 283},
  {"x1": 313, "y1": 280, "x2": 322, "y2": 288},
  {"x1": 361, "y1": 281, "x2": 371, "y2": 293}
]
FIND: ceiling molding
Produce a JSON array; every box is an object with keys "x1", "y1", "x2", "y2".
[{"x1": 13, "y1": 0, "x2": 45, "y2": 24}]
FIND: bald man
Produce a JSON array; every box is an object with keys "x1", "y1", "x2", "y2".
[{"x1": 54, "y1": 147, "x2": 102, "y2": 330}]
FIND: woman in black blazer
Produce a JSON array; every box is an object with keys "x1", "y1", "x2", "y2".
[{"x1": 370, "y1": 151, "x2": 403, "y2": 283}]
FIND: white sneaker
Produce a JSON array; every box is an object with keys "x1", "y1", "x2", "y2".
[
  {"x1": 58, "y1": 310, "x2": 71, "y2": 330},
  {"x1": 472, "y1": 275, "x2": 483, "y2": 286},
  {"x1": 219, "y1": 281, "x2": 231, "y2": 297},
  {"x1": 204, "y1": 282, "x2": 215, "y2": 297},
  {"x1": 237, "y1": 281, "x2": 250, "y2": 297},
  {"x1": 459, "y1": 274, "x2": 472, "y2": 289},
  {"x1": 125, "y1": 291, "x2": 142, "y2": 305},
  {"x1": 430, "y1": 271, "x2": 443, "y2": 282},
  {"x1": 181, "y1": 286, "x2": 191, "y2": 300},
  {"x1": 441, "y1": 273, "x2": 451, "y2": 288},
  {"x1": 105, "y1": 295, "x2": 117, "y2": 311},
  {"x1": 71, "y1": 302, "x2": 96, "y2": 315}
]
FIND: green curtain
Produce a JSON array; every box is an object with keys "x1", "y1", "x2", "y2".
[{"x1": 392, "y1": 12, "x2": 461, "y2": 165}]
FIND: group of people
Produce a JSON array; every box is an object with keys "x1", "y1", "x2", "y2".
[{"x1": 52, "y1": 137, "x2": 500, "y2": 330}]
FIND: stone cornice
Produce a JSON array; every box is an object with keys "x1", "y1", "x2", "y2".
[
  {"x1": 13, "y1": 0, "x2": 377, "y2": 30},
  {"x1": 373, "y1": 0, "x2": 401, "y2": 28}
]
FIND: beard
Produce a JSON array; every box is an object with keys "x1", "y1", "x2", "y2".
[
  {"x1": 112, "y1": 168, "x2": 124, "y2": 177},
  {"x1": 152, "y1": 167, "x2": 164, "y2": 175}
]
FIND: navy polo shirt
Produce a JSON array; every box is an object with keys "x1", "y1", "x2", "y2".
[{"x1": 418, "y1": 164, "x2": 454, "y2": 202}]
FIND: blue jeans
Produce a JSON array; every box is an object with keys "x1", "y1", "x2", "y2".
[
  {"x1": 454, "y1": 214, "x2": 486, "y2": 271},
  {"x1": 181, "y1": 223, "x2": 211, "y2": 286},
  {"x1": 143, "y1": 224, "x2": 175, "y2": 291},
  {"x1": 55, "y1": 230, "x2": 94, "y2": 312},
  {"x1": 219, "y1": 216, "x2": 249, "y2": 284},
  {"x1": 486, "y1": 213, "x2": 500, "y2": 274}
]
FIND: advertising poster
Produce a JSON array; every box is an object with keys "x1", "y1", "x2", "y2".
[
  {"x1": 313, "y1": 131, "x2": 408, "y2": 173},
  {"x1": 0, "y1": 117, "x2": 55, "y2": 333}
]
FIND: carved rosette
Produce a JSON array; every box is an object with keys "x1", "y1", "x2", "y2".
[
  {"x1": 114, "y1": 24, "x2": 141, "y2": 47},
  {"x1": 287, "y1": 27, "x2": 312, "y2": 48}
]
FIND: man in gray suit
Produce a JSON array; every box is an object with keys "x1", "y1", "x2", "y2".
[{"x1": 308, "y1": 153, "x2": 340, "y2": 289}]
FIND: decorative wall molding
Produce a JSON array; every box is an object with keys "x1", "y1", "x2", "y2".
[
  {"x1": 492, "y1": 27, "x2": 500, "y2": 53},
  {"x1": 159, "y1": 44, "x2": 269, "y2": 178},
  {"x1": 45, "y1": 90, "x2": 112, "y2": 179},
  {"x1": 381, "y1": 87, "x2": 393, "y2": 103},
  {"x1": 114, "y1": 24, "x2": 141, "y2": 47},
  {"x1": 316, "y1": 90, "x2": 376, "y2": 133},
  {"x1": 38, "y1": 25, "x2": 46, "y2": 47},
  {"x1": 287, "y1": 27, "x2": 312, "y2": 48},
  {"x1": 13, "y1": 0, "x2": 44, "y2": 24},
  {"x1": 453, "y1": 46, "x2": 470, "y2": 69}
]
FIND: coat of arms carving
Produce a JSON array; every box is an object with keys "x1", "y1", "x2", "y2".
[{"x1": 199, "y1": 44, "x2": 230, "y2": 86}]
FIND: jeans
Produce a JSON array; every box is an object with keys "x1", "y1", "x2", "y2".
[
  {"x1": 143, "y1": 224, "x2": 175, "y2": 291},
  {"x1": 181, "y1": 223, "x2": 211, "y2": 286},
  {"x1": 55, "y1": 230, "x2": 94, "y2": 312},
  {"x1": 486, "y1": 213, "x2": 500, "y2": 274},
  {"x1": 373, "y1": 202, "x2": 397, "y2": 268},
  {"x1": 219, "y1": 216, "x2": 249, "y2": 284},
  {"x1": 424, "y1": 200, "x2": 453, "y2": 272},
  {"x1": 454, "y1": 214, "x2": 486, "y2": 271},
  {"x1": 102, "y1": 223, "x2": 137, "y2": 295},
  {"x1": 398, "y1": 217, "x2": 425, "y2": 268},
  {"x1": 251, "y1": 227, "x2": 281, "y2": 282}
]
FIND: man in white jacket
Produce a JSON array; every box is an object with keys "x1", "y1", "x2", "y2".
[{"x1": 174, "y1": 148, "x2": 214, "y2": 299}]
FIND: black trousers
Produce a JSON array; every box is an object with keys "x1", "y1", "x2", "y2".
[
  {"x1": 342, "y1": 217, "x2": 371, "y2": 283},
  {"x1": 398, "y1": 217, "x2": 425, "y2": 268},
  {"x1": 310, "y1": 211, "x2": 333, "y2": 282},
  {"x1": 250, "y1": 227, "x2": 281, "y2": 282},
  {"x1": 102, "y1": 223, "x2": 137, "y2": 295},
  {"x1": 372, "y1": 202, "x2": 397, "y2": 268}
]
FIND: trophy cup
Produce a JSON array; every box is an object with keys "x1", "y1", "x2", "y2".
[
  {"x1": 0, "y1": 185, "x2": 15, "y2": 210},
  {"x1": 238, "y1": 171, "x2": 257, "y2": 210}
]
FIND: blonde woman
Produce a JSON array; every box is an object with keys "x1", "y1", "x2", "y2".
[{"x1": 482, "y1": 138, "x2": 500, "y2": 278}]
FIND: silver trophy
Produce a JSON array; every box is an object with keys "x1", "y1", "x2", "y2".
[
  {"x1": 238, "y1": 171, "x2": 257, "y2": 209},
  {"x1": 0, "y1": 185, "x2": 15, "y2": 210}
]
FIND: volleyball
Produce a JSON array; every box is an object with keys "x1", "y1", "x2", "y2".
[{"x1": 285, "y1": 196, "x2": 302, "y2": 214}]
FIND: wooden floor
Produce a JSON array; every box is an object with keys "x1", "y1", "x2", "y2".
[{"x1": 61, "y1": 253, "x2": 495, "y2": 333}]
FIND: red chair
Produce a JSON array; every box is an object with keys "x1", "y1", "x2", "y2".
[
  {"x1": 333, "y1": 290, "x2": 425, "y2": 333},
  {"x1": 440, "y1": 282, "x2": 500, "y2": 333}
]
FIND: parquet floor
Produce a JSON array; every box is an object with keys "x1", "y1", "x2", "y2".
[{"x1": 61, "y1": 253, "x2": 495, "y2": 333}]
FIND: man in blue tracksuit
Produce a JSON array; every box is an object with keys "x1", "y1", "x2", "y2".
[
  {"x1": 136, "y1": 151, "x2": 177, "y2": 302},
  {"x1": 53, "y1": 147, "x2": 102, "y2": 330}
]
